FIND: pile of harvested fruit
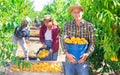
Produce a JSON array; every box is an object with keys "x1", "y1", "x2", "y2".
[
  {"x1": 37, "y1": 49, "x2": 49, "y2": 58},
  {"x1": 65, "y1": 37, "x2": 88, "y2": 44},
  {"x1": 11, "y1": 62, "x2": 62, "y2": 73}
]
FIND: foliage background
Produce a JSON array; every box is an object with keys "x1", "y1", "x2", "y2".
[{"x1": 0, "y1": 0, "x2": 36, "y2": 69}]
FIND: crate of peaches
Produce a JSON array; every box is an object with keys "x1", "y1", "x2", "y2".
[
  {"x1": 65, "y1": 37, "x2": 88, "y2": 61},
  {"x1": 6, "y1": 61, "x2": 63, "y2": 75}
]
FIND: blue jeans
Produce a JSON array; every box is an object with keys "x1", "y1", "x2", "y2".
[
  {"x1": 41, "y1": 40, "x2": 58, "y2": 60},
  {"x1": 65, "y1": 60, "x2": 89, "y2": 75}
]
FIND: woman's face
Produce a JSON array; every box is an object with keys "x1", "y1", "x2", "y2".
[
  {"x1": 71, "y1": 8, "x2": 83, "y2": 20},
  {"x1": 44, "y1": 19, "x2": 52, "y2": 27}
]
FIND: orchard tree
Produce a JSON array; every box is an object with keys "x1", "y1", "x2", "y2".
[{"x1": 0, "y1": 0, "x2": 35, "y2": 71}]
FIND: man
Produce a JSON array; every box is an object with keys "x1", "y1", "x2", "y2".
[
  {"x1": 12, "y1": 17, "x2": 31, "y2": 60},
  {"x1": 34, "y1": 16, "x2": 39, "y2": 27},
  {"x1": 61, "y1": 4, "x2": 95, "y2": 75}
]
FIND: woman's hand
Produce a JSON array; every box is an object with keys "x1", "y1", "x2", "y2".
[
  {"x1": 66, "y1": 52, "x2": 77, "y2": 64},
  {"x1": 42, "y1": 43, "x2": 47, "y2": 48},
  {"x1": 49, "y1": 49, "x2": 53, "y2": 54},
  {"x1": 78, "y1": 53, "x2": 89, "y2": 64}
]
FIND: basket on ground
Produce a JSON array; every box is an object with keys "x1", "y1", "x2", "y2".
[{"x1": 36, "y1": 47, "x2": 50, "y2": 60}]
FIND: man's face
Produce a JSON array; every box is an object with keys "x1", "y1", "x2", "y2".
[
  {"x1": 22, "y1": 19, "x2": 28, "y2": 26},
  {"x1": 71, "y1": 8, "x2": 83, "y2": 20}
]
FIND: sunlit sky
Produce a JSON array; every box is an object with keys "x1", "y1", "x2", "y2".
[{"x1": 31, "y1": 0, "x2": 53, "y2": 12}]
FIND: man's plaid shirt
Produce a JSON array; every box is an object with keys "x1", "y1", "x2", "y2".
[{"x1": 61, "y1": 19, "x2": 95, "y2": 55}]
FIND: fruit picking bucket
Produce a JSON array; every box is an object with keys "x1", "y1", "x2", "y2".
[{"x1": 65, "y1": 44, "x2": 88, "y2": 61}]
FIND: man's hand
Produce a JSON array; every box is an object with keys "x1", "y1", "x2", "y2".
[
  {"x1": 78, "y1": 53, "x2": 89, "y2": 64},
  {"x1": 66, "y1": 52, "x2": 77, "y2": 64},
  {"x1": 26, "y1": 40, "x2": 30, "y2": 44}
]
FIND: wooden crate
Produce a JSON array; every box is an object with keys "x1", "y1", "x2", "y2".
[{"x1": 6, "y1": 61, "x2": 64, "y2": 75}]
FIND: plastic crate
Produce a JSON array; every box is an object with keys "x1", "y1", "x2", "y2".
[{"x1": 29, "y1": 57, "x2": 37, "y2": 60}]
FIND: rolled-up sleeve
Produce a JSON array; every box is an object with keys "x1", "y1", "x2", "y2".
[{"x1": 87, "y1": 24, "x2": 95, "y2": 56}]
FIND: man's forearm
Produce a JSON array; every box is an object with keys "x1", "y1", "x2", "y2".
[{"x1": 86, "y1": 44, "x2": 95, "y2": 56}]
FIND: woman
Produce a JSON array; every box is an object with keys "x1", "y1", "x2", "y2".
[{"x1": 39, "y1": 15, "x2": 60, "y2": 60}]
